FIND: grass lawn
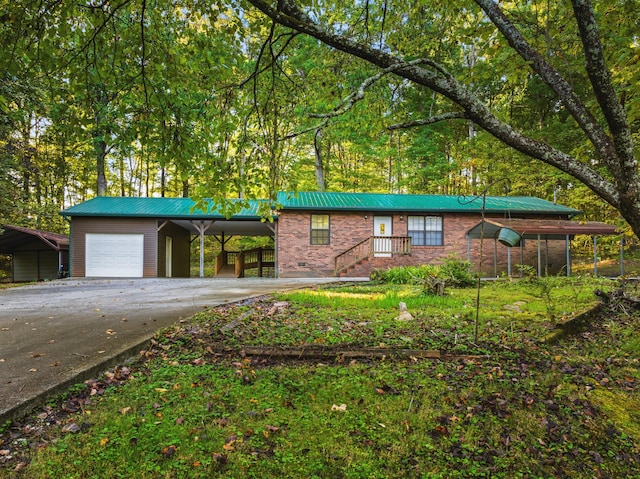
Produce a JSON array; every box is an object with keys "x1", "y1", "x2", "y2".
[{"x1": 1, "y1": 277, "x2": 640, "y2": 478}]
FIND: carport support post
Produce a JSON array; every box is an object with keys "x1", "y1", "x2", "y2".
[
  {"x1": 192, "y1": 220, "x2": 214, "y2": 278},
  {"x1": 493, "y1": 239, "x2": 498, "y2": 278},
  {"x1": 200, "y1": 224, "x2": 205, "y2": 278},
  {"x1": 266, "y1": 223, "x2": 277, "y2": 278}
]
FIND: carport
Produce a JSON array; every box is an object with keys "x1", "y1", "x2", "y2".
[
  {"x1": 466, "y1": 219, "x2": 619, "y2": 277},
  {"x1": 0, "y1": 225, "x2": 69, "y2": 281},
  {"x1": 168, "y1": 217, "x2": 276, "y2": 278}
]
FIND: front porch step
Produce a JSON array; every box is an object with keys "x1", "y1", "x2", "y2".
[
  {"x1": 338, "y1": 255, "x2": 416, "y2": 278},
  {"x1": 339, "y1": 258, "x2": 371, "y2": 278}
]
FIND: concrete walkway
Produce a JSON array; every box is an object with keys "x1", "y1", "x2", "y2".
[{"x1": 0, "y1": 277, "x2": 348, "y2": 423}]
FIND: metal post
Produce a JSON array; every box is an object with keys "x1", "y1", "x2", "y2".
[
  {"x1": 592, "y1": 235, "x2": 598, "y2": 277},
  {"x1": 620, "y1": 238, "x2": 625, "y2": 277},
  {"x1": 537, "y1": 234, "x2": 542, "y2": 277},
  {"x1": 507, "y1": 246, "x2": 512, "y2": 277},
  {"x1": 200, "y1": 221, "x2": 205, "y2": 278},
  {"x1": 566, "y1": 234, "x2": 571, "y2": 277},
  {"x1": 545, "y1": 238, "x2": 549, "y2": 276},
  {"x1": 494, "y1": 239, "x2": 498, "y2": 278}
]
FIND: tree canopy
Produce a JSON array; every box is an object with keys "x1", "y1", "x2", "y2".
[{"x1": 1, "y1": 0, "x2": 638, "y2": 237}]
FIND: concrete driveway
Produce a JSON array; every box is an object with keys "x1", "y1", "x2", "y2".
[{"x1": 0, "y1": 277, "x2": 343, "y2": 422}]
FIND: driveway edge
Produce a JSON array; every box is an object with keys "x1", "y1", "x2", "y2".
[{"x1": 1, "y1": 335, "x2": 154, "y2": 425}]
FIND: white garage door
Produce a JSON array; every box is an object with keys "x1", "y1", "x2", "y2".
[{"x1": 85, "y1": 233, "x2": 144, "y2": 277}]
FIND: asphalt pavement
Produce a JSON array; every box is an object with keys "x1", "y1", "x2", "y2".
[{"x1": 0, "y1": 277, "x2": 348, "y2": 423}]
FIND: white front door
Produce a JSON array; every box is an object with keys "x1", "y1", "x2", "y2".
[
  {"x1": 165, "y1": 236, "x2": 173, "y2": 278},
  {"x1": 373, "y1": 216, "x2": 393, "y2": 257}
]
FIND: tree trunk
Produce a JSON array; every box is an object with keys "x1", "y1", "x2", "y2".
[
  {"x1": 94, "y1": 136, "x2": 108, "y2": 196},
  {"x1": 314, "y1": 128, "x2": 326, "y2": 191}
]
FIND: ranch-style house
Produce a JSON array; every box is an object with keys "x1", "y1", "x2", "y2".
[{"x1": 59, "y1": 191, "x2": 617, "y2": 279}]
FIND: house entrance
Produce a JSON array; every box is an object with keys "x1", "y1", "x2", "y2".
[{"x1": 373, "y1": 216, "x2": 393, "y2": 257}]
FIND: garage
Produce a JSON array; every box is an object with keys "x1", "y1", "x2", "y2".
[{"x1": 85, "y1": 233, "x2": 144, "y2": 277}]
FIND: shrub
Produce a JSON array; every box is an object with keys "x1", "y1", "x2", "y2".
[
  {"x1": 372, "y1": 255, "x2": 476, "y2": 293},
  {"x1": 439, "y1": 255, "x2": 475, "y2": 287}
]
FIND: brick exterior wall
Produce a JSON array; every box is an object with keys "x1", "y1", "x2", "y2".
[{"x1": 276, "y1": 210, "x2": 570, "y2": 278}]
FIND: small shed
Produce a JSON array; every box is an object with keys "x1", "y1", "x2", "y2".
[{"x1": 0, "y1": 225, "x2": 69, "y2": 282}]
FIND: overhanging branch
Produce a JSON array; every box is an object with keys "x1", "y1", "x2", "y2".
[
  {"x1": 246, "y1": 0, "x2": 619, "y2": 207},
  {"x1": 283, "y1": 58, "x2": 430, "y2": 139},
  {"x1": 388, "y1": 112, "x2": 469, "y2": 130},
  {"x1": 473, "y1": 0, "x2": 618, "y2": 170}
]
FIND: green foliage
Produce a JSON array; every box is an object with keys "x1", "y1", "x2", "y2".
[{"x1": 372, "y1": 256, "x2": 475, "y2": 292}]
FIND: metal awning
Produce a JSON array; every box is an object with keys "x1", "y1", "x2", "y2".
[{"x1": 466, "y1": 219, "x2": 618, "y2": 241}]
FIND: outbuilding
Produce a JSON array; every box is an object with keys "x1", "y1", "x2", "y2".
[{"x1": 0, "y1": 225, "x2": 69, "y2": 282}]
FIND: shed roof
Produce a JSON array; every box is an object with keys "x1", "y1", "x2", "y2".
[
  {"x1": 61, "y1": 192, "x2": 581, "y2": 218},
  {"x1": 0, "y1": 225, "x2": 69, "y2": 253}
]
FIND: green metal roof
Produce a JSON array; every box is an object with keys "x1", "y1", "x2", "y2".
[
  {"x1": 276, "y1": 192, "x2": 581, "y2": 216},
  {"x1": 60, "y1": 196, "x2": 266, "y2": 219},
  {"x1": 60, "y1": 192, "x2": 581, "y2": 218}
]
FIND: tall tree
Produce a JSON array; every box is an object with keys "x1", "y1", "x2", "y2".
[{"x1": 245, "y1": 0, "x2": 640, "y2": 236}]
